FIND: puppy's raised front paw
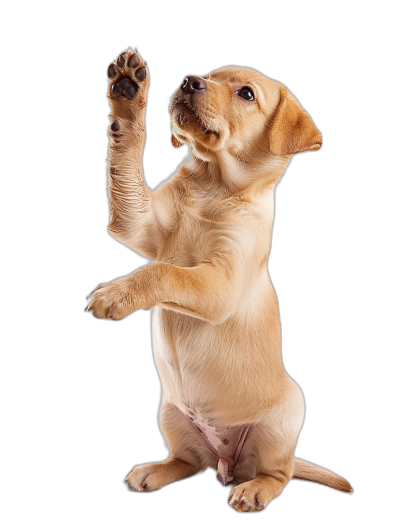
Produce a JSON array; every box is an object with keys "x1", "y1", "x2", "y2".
[{"x1": 107, "y1": 49, "x2": 148, "y2": 102}]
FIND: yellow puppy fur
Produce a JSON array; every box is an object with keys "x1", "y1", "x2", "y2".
[{"x1": 86, "y1": 50, "x2": 352, "y2": 512}]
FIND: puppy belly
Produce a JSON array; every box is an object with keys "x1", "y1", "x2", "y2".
[{"x1": 187, "y1": 410, "x2": 250, "y2": 485}]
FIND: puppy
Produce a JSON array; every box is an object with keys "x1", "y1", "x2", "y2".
[{"x1": 86, "y1": 49, "x2": 352, "y2": 512}]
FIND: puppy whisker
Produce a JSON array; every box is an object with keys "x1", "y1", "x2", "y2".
[
  {"x1": 211, "y1": 162, "x2": 216, "y2": 186},
  {"x1": 189, "y1": 147, "x2": 208, "y2": 178},
  {"x1": 195, "y1": 126, "x2": 209, "y2": 136},
  {"x1": 241, "y1": 148, "x2": 270, "y2": 167}
]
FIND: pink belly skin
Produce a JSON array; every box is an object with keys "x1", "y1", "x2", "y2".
[{"x1": 188, "y1": 412, "x2": 250, "y2": 485}]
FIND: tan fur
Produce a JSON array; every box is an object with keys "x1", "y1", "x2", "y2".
[{"x1": 87, "y1": 50, "x2": 351, "y2": 511}]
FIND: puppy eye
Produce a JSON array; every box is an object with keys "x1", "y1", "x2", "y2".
[{"x1": 237, "y1": 87, "x2": 254, "y2": 101}]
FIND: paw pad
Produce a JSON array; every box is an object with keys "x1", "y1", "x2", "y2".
[
  {"x1": 117, "y1": 52, "x2": 128, "y2": 68},
  {"x1": 135, "y1": 66, "x2": 147, "y2": 81},
  {"x1": 111, "y1": 77, "x2": 138, "y2": 100},
  {"x1": 128, "y1": 53, "x2": 140, "y2": 69},
  {"x1": 107, "y1": 64, "x2": 118, "y2": 79}
]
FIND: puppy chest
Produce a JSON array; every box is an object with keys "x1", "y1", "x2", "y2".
[{"x1": 161, "y1": 217, "x2": 218, "y2": 266}]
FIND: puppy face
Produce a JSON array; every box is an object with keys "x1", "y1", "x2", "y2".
[
  {"x1": 170, "y1": 66, "x2": 322, "y2": 177},
  {"x1": 171, "y1": 67, "x2": 279, "y2": 154}
]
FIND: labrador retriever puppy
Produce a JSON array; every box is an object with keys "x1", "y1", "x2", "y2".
[{"x1": 86, "y1": 49, "x2": 352, "y2": 512}]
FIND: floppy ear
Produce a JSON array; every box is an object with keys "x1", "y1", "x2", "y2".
[
  {"x1": 171, "y1": 134, "x2": 183, "y2": 148},
  {"x1": 268, "y1": 86, "x2": 322, "y2": 156}
]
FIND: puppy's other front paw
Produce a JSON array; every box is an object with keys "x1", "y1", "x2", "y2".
[
  {"x1": 107, "y1": 49, "x2": 148, "y2": 102},
  {"x1": 85, "y1": 279, "x2": 134, "y2": 320},
  {"x1": 85, "y1": 268, "x2": 157, "y2": 320}
]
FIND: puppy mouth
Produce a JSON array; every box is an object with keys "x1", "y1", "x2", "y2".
[
  {"x1": 174, "y1": 101, "x2": 196, "y2": 126},
  {"x1": 170, "y1": 94, "x2": 218, "y2": 137}
]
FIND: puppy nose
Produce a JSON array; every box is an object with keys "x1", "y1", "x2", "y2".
[{"x1": 181, "y1": 76, "x2": 207, "y2": 94}]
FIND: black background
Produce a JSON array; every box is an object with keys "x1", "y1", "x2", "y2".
[{"x1": 58, "y1": 16, "x2": 369, "y2": 529}]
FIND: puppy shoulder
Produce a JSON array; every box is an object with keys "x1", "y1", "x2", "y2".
[{"x1": 151, "y1": 172, "x2": 190, "y2": 232}]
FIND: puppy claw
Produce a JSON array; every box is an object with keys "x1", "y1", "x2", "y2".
[
  {"x1": 86, "y1": 283, "x2": 108, "y2": 300},
  {"x1": 228, "y1": 483, "x2": 267, "y2": 512}
]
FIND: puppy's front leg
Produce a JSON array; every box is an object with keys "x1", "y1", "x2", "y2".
[
  {"x1": 107, "y1": 50, "x2": 160, "y2": 259},
  {"x1": 86, "y1": 262, "x2": 234, "y2": 323}
]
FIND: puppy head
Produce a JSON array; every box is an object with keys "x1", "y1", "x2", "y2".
[{"x1": 170, "y1": 66, "x2": 321, "y2": 182}]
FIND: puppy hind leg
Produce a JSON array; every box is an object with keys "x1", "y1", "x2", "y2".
[
  {"x1": 125, "y1": 457, "x2": 199, "y2": 492},
  {"x1": 125, "y1": 403, "x2": 206, "y2": 492},
  {"x1": 229, "y1": 384, "x2": 304, "y2": 511},
  {"x1": 231, "y1": 438, "x2": 296, "y2": 511},
  {"x1": 230, "y1": 429, "x2": 294, "y2": 511},
  {"x1": 228, "y1": 471, "x2": 292, "y2": 512}
]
